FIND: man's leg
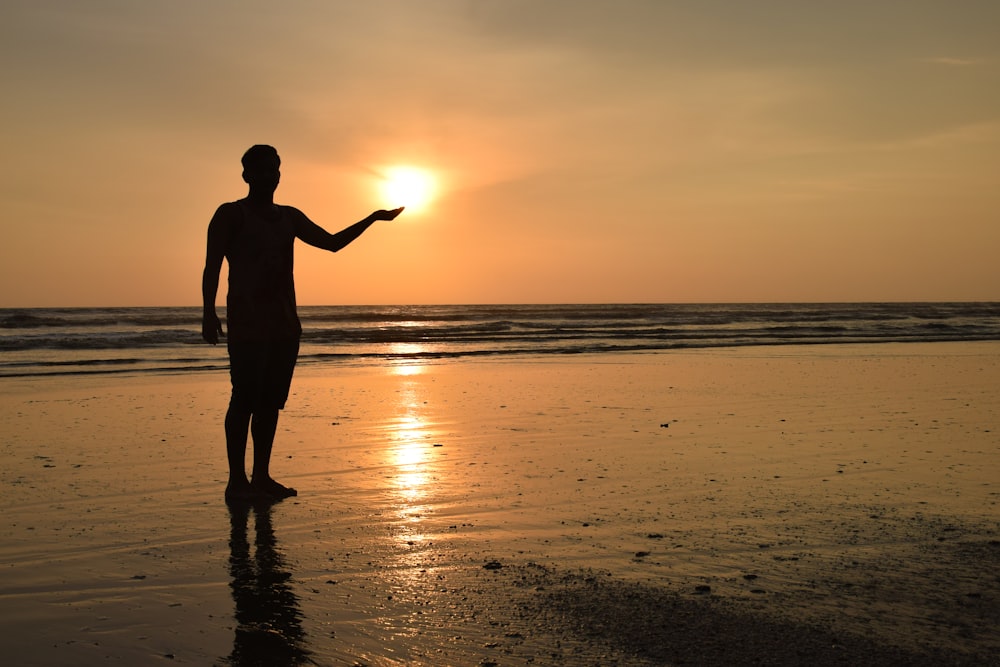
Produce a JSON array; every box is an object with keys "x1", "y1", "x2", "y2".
[
  {"x1": 224, "y1": 405, "x2": 253, "y2": 500},
  {"x1": 249, "y1": 408, "x2": 278, "y2": 483},
  {"x1": 247, "y1": 340, "x2": 299, "y2": 499},
  {"x1": 249, "y1": 407, "x2": 296, "y2": 498},
  {"x1": 225, "y1": 340, "x2": 261, "y2": 501}
]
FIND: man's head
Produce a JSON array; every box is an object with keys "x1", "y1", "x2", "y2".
[{"x1": 241, "y1": 145, "x2": 281, "y2": 191}]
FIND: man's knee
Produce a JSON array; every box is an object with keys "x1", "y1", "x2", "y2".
[{"x1": 228, "y1": 388, "x2": 257, "y2": 413}]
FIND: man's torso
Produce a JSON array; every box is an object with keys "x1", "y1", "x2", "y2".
[{"x1": 225, "y1": 200, "x2": 302, "y2": 341}]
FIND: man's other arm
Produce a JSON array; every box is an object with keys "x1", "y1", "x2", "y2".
[{"x1": 201, "y1": 204, "x2": 237, "y2": 345}]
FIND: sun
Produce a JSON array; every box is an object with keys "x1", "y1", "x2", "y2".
[{"x1": 379, "y1": 166, "x2": 436, "y2": 212}]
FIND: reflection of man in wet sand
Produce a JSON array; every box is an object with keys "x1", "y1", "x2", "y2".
[
  {"x1": 225, "y1": 501, "x2": 309, "y2": 664},
  {"x1": 202, "y1": 145, "x2": 402, "y2": 502}
]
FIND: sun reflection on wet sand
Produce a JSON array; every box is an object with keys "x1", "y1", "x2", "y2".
[
  {"x1": 390, "y1": 415, "x2": 432, "y2": 505},
  {"x1": 379, "y1": 357, "x2": 455, "y2": 619},
  {"x1": 383, "y1": 351, "x2": 439, "y2": 537}
]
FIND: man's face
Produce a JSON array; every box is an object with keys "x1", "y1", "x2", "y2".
[{"x1": 243, "y1": 159, "x2": 280, "y2": 191}]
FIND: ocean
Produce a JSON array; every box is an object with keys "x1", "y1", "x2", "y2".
[{"x1": 1, "y1": 303, "x2": 998, "y2": 378}]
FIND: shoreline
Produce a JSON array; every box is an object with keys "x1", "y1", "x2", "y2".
[{"x1": 1, "y1": 342, "x2": 998, "y2": 664}]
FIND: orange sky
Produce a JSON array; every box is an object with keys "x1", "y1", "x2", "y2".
[{"x1": 2, "y1": 1, "x2": 998, "y2": 306}]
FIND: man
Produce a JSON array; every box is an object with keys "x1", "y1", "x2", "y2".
[{"x1": 202, "y1": 145, "x2": 402, "y2": 502}]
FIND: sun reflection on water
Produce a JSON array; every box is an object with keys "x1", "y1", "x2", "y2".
[{"x1": 388, "y1": 341, "x2": 428, "y2": 377}]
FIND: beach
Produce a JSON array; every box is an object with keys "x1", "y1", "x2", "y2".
[{"x1": 1, "y1": 342, "x2": 998, "y2": 665}]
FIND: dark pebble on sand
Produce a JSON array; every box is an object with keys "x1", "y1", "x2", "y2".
[
  {"x1": 695, "y1": 585, "x2": 712, "y2": 594},
  {"x1": 483, "y1": 561, "x2": 503, "y2": 570},
  {"x1": 635, "y1": 551, "x2": 650, "y2": 558},
  {"x1": 743, "y1": 574, "x2": 759, "y2": 581},
  {"x1": 647, "y1": 533, "x2": 664, "y2": 539}
]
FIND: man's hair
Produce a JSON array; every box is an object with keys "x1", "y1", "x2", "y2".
[{"x1": 241, "y1": 145, "x2": 280, "y2": 170}]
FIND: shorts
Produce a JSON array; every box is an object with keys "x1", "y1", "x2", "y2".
[{"x1": 227, "y1": 339, "x2": 300, "y2": 411}]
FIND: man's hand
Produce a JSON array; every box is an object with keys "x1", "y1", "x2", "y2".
[
  {"x1": 202, "y1": 312, "x2": 224, "y2": 345},
  {"x1": 371, "y1": 207, "x2": 404, "y2": 222}
]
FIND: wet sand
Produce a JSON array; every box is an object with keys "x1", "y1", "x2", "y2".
[{"x1": 1, "y1": 343, "x2": 998, "y2": 665}]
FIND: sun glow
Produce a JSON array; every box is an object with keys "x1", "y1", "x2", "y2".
[{"x1": 379, "y1": 166, "x2": 436, "y2": 212}]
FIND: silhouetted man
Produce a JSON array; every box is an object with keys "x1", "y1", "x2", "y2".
[{"x1": 202, "y1": 145, "x2": 402, "y2": 502}]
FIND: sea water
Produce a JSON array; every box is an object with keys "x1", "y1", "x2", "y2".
[{"x1": 1, "y1": 303, "x2": 998, "y2": 378}]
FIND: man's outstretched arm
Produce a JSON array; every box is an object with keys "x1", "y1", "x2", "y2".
[
  {"x1": 293, "y1": 207, "x2": 403, "y2": 253},
  {"x1": 201, "y1": 205, "x2": 233, "y2": 345}
]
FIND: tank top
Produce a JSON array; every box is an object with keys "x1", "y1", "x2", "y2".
[{"x1": 225, "y1": 201, "x2": 302, "y2": 341}]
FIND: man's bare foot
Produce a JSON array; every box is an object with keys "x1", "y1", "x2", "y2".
[{"x1": 251, "y1": 477, "x2": 298, "y2": 500}]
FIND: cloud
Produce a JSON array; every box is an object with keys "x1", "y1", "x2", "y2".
[{"x1": 920, "y1": 57, "x2": 985, "y2": 67}]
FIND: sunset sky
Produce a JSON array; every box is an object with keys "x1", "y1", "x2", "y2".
[{"x1": 2, "y1": 0, "x2": 998, "y2": 306}]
